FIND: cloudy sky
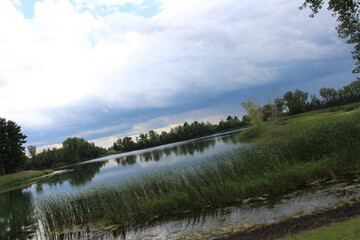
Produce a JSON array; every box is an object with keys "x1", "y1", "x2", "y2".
[{"x1": 0, "y1": 0, "x2": 357, "y2": 148}]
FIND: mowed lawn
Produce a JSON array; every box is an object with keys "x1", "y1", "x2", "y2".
[
  {"x1": 0, "y1": 170, "x2": 54, "y2": 193},
  {"x1": 278, "y1": 216, "x2": 360, "y2": 240},
  {"x1": 0, "y1": 170, "x2": 41, "y2": 186}
]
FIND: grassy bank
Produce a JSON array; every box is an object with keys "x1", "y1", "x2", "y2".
[
  {"x1": 278, "y1": 216, "x2": 360, "y2": 240},
  {"x1": 0, "y1": 169, "x2": 54, "y2": 190},
  {"x1": 37, "y1": 106, "x2": 360, "y2": 233}
]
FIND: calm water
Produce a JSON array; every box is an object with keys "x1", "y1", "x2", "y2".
[
  {"x1": 98, "y1": 175, "x2": 360, "y2": 240},
  {"x1": 3, "y1": 129, "x2": 360, "y2": 240},
  {"x1": 0, "y1": 129, "x2": 245, "y2": 239}
]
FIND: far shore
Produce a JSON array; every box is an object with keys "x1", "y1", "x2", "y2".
[{"x1": 0, "y1": 169, "x2": 73, "y2": 193}]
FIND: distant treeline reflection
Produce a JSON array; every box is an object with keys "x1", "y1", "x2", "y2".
[
  {"x1": 110, "y1": 117, "x2": 244, "y2": 153},
  {"x1": 30, "y1": 161, "x2": 107, "y2": 191},
  {"x1": 115, "y1": 138, "x2": 217, "y2": 166},
  {"x1": 26, "y1": 116, "x2": 245, "y2": 170}
]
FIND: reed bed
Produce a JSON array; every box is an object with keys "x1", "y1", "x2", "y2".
[{"x1": 37, "y1": 108, "x2": 360, "y2": 233}]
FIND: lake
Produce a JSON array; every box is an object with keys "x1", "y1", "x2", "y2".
[
  {"x1": 0, "y1": 129, "x2": 245, "y2": 239},
  {"x1": 3, "y1": 128, "x2": 360, "y2": 240}
]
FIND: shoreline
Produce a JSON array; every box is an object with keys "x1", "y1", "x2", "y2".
[
  {"x1": 218, "y1": 198, "x2": 360, "y2": 240},
  {"x1": 0, "y1": 169, "x2": 73, "y2": 193}
]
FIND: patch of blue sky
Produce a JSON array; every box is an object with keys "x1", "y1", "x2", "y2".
[
  {"x1": 120, "y1": 0, "x2": 162, "y2": 18},
  {"x1": 13, "y1": 0, "x2": 161, "y2": 19},
  {"x1": 15, "y1": 0, "x2": 44, "y2": 19},
  {"x1": 86, "y1": 36, "x2": 97, "y2": 48},
  {"x1": 76, "y1": 0, "x2": 161, "y2": 18}
]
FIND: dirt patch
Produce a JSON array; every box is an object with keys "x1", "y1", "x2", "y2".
[{"x1": 217, "y1": 198, "x2": 360, "y2": 240}]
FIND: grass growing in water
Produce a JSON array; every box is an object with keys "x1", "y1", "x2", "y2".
[{"x1": 37, "y1": 107, "x2": 360, "y2": 233}]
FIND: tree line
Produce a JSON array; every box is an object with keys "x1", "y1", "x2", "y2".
[
  {"x1": 0, "y1": 115, "x2": 246, "y2": 174},
  {"x1": 25, "y1": 138, "x2": 107, "y2": 170},
  {"x1": 244, "y1": 79, "x2": 360, "y2": 124},
  {"x1": 1, "y1": 79, "x2": 359, "y2": 175},
  {"x1": 271, "y1": 79, "x2": 360, "y2": 117},
  {"x1": 110, "y1": 116, "x2": 246, "y2": 153},
  {"x1": 107, "y1": 76, "x2": 359, "y2": 154}
]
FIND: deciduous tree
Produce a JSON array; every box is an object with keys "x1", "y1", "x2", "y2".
[
  {"x1": 319, "y1": 87, "x2": 339, "y2": 105},
  {"x1": 241, "y1": 97, "x2": 263, "y2": 126},
  {"x1": 301, "y1": 0, "x2": 360, "y2": 73},
  {"x1": 283, "y1": 90, "x2": 309, "y2": 115},
  {"x1": 27, "y1": 145, "x2": 37, "y2": 158}
]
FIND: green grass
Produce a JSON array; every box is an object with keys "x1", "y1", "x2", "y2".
[
  {"x1": 237, "y1": 122, "x2": 270, "y2": 140},
  {"x1": 281, "y1": 102, "x2": 360, "y2": 125},
  {"x1": 37, "y1": 106, "x2": 360, "y2": 234},
  {"x1": 277, "y1": 216, "x2": 360, "y2": 240},
  {"x1": 0, "y1": 169, "x2": 54, "y2": 189}
]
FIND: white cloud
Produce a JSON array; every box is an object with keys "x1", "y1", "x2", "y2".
[
  {"x1": 77, "y1": 123, "x2": 130, "y2": 138},
  {"x1": 72, "y1": 0, "x2": 145, "y2": 9},
  {"x1": 71, "y1": 0, "x2": 148, "y2": 16},
  {"x1": 0, "y1": 0, "x2": 101, "y2": 128},
  {"x1": 10, "y1": 0, "x2": 21, "y2": 7},
  {"x1": 36, "y1": 143, "x2": 62, "y2": 153},
  {"x1": 0, "y1": 0, "x2": 351, "y2": 134}
]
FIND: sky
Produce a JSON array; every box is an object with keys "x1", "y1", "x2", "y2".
[{"x1": 0, "y1": 0, "x2": 357, "y2": 149}]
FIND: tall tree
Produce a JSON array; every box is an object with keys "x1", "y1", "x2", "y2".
[
  {"x1": 0, "y1": 118, "x2": 27, "y2": 175},
  {"x1": 308, "y1": 94, "x2": 322, "y2": 110},
  {"x1": 122, "y1": 137, "x2": 135, "y2": 152},
  {"x1": 283, "y1": 90, "x2": 309, "y2": 115},
  {"x1": 338, "y1": 78, "x2": 360, "y2": 102},
  {"x1": 261, "y1": 104, "x2": 277, "y2": 121},
  {"x1": 301, "y1": 0, "x2": 360, "y2": 73},
  {"x1": 148, "y1": 130, "x2": 160, "y2": 146},
  {"x1": 27, "y1": 145, "x2": 37, "y2": 158},
  {"x1": 113, "y1": 138, "x2": 124, "y2": 152},
  {"x1": 62, "y1": 137, "x2": 105, "y2": 163},
  {"x1": 319, "y1": 87, "x2": 339, "y2": 105}
]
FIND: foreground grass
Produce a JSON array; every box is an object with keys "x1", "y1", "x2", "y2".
[
  {"x1": 278, "y1": 216, "x2": 360, "y2": 240},
  {"x1": 37, "y1": 107, "x2": 360, "y2": 233},
  {"x1": 0, "y1": 170, "x2": 54, "y2": 189}
]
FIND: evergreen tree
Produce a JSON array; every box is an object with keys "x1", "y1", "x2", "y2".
[{"x1": 0, "y1": 118, "x2": 27, "y2": 175}]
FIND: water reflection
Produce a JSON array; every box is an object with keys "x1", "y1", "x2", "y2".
[
  {"x1": 115, "y1": 139, "x2": 217, "y2": 167},
  {"x1": 0, "y1": 190, "x2": 36, "y2": 240},
  {"x1": 52, "y1": 175, "x2": 360, "y2": 240},
  {"x1": 1, "y1": 130, "x2": 243, "y2": 239},
  {"x1": 54, "y1": 161, "x2": 107, "y2": 186},
  {"x1": 222, "y1": 133, "x2": 243, "y2": 144},
  {"x1": 28, "y1": 131, "x2": 240, "y2": 193},
  {"x1": 116, "y1": 155, "x2": 137, "y2": 166}
]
